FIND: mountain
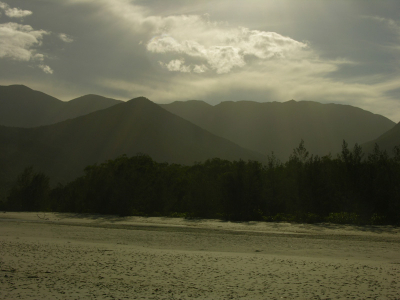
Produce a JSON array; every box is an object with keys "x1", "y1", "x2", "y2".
[
  {"x1": 160, "y1": 100, "x2": 395, "y2": 160},
  {"x1": 0, "y1": 97, "x2": 264, "y2": 185},
  {"x1": 0, "y1": 85, "x2": 62, "y2": 127},
  {"x1": 55, "y1": 94, "x2": 123, "y2": 123},
  {"x1": 0, "y1": 85, "x2": 122, "y2": 127},
  {"x1": 362, "y1": 122, "x2": 400, "y2": 155}
]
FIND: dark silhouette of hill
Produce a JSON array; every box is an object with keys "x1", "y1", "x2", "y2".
[
  {"x1": 362, "y1": 122, "x2": 400, "y2": 155},
  {"x1": 0, "y1": 97, "x2": 264, "y2": 184},
  {"x1": 56, "y1": 94, "x2": 123, "y2": 123},
  {"x1": 0, "y1": 85, "x2": 122, "y2": 127},
  {"x1": 161, "y1": 100, "x2": 395, "y2": 160},
  {"x1": 0, "y1": 85, "x2": 62, "y2": 127}
]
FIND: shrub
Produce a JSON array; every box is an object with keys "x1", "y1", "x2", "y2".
[
  {"x1": 263, "y1": 213, "x2": 296, "y2": 222},
  {"x1": 325, "y1": 212, "x2": 360, "y2": 224},
  {"x1": 301, "y1": 212, "x2": 323, "y2": 224},
  {"x1": 369, "y1": 213, "x2": 387, "y2": 225}
]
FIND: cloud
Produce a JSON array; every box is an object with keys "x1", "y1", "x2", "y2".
[
  {"x1": 0, "y1": 1, "x2": 32, "y2": 18},
  {"x1": 193, "y1": 64, "x2": 208, "y2": 73},
  {"x1": 33, "y1": 53, "x2": 44, "y2": 61},
  {"x1": 0, "y1": 22, "x2": 49, "y2": 61},
  {"x1": 158, "y1": 57, "x2": 208, "y2": 73},
  {"x1": 99, "y1": 58, "x2": 400, "y2": 121},
  {"x1": 62, "y1": 0, "x2": 400, "y2": 122},
  {"x1": 148, "y1": 36, "x2": 246, "y2": 74},
  {"x1": 146, "y1": 19, "x2": 309, "y2": 74},
  {"x1": 159, "y1": 59, "x2": 190, "y2": 73},
  {"x1": 0, "y1": 22, "x2": 54, "y2": 74},
  {"x1": 38, "y1": 64, "x2": 53, "y2": 74},
  {"x1": 365, "y1": 16, "x2": 400, "y2": 35},
  {"x1": 69, "y1": 0, "x2": 309, "y2": 74},
  {"x1": 5, "y1": 7, "x2": 32, "y2": 18},
  {"x1": 59, "y1": 33, "x2": 73, "y2": 43},
  {"x1": 99, "y1": 58, "x2": 343, "y2": 103}
]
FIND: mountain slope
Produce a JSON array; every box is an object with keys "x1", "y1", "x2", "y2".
[
  {"x1": 0, "y1": 85, "x2": 122, "y2": 127},
  {"x1": 362, "y1": 122, "x2": 400, "y2": 155},
  {"x1": 0, "y1": 97, "x2": 264, "y2": 184},
  {"x1": 58, "y1": 94, "x2": 124, "y2": 121},
  {"x1": 161, "y1": 100, "x2": 395, "y2": 160},
  {"x1": 0, "y1": 85, "x2": 62, "y2": 127}
]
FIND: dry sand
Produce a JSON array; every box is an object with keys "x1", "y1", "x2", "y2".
[{"x1": 1, "y1": 212, "x2": 399, "y2": 299}]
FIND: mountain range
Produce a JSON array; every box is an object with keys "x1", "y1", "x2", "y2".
[
  {"x1": 0, "y1": 85, "x2": 122, "y2": 127},
  {"x1": 362, "y1": 122, "x2": 400, "y2": 155},
  {"x1": 161, "y1": 100, "x2": 395, "y2": 160},
  {"x1": 0, "y1": 84, "x2": 398, "y2": 186},
  {"x1": 0, "y1": 93, "x2": 263, "y2": 185}
]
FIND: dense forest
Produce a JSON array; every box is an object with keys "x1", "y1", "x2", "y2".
[{"x1": 2, "y1": 140, "x2": 400, "y2": 225}]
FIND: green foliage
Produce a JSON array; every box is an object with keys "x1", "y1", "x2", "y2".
[
  {"x1": 169, "y1": 212, "x2": 195, "y2": 219},
  {"x1": 289, "y1": 139, "x2": 309, "y2": 164},
  {"x1": 325, "y1": 212, "x2": 360, "y2": 225},
  {"x1": 369, "y1": 213, "x2": 387, "y2": 225},
  {"x1": 262, "y1": 212, "x2": 323, "y2": 223},
  {"x1": 263, "y1": 213, "x2": 296, "y2": 222},
  {"x1": 300, "y1": 213, "x2": 324, "y2": 224},
  {"x1": 5, "y1": 141, "x2": 400, "y2": 225}
]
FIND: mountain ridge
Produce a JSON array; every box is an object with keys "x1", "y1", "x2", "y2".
[
  {"x1": 161, "y1": 99, "x2": 395, "y2": 160},
  {"x1": 0, "y1": 96, "x2": 265, "y2": 185},
  {"x1": 362, "y1": 122, "x2": 400, "y2": 155},
  {"x1": 1, "y1": 84, "x2": 397, "y2": 174},
  {"x1": 0, "y1": 85, "x2": 123, "y2": 127}
]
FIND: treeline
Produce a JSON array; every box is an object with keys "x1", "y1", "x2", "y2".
[{"x1": 2, "y1": 141, "x2": 400, "y2": 225}]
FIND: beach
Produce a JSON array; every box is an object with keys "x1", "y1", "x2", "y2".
[{"x1": 1, "y1": 212, "x2": 399, "y2": 299}]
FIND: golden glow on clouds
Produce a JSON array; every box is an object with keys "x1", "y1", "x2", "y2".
[{"x1": 2, "y1": 0, "x2": 400, "y2": 121}]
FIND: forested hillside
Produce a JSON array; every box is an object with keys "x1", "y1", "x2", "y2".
[{"x1": 1, "y1": 85, "x2": 399, "y2": 225}]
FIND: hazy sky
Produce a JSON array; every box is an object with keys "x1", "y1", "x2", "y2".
[{"x1": 1, "y1": 0, "x2": 400, "y2": 121}]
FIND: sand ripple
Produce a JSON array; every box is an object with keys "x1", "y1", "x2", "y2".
[{"x1": 1, "y1": 213, "x2": 399, "y2": 299}]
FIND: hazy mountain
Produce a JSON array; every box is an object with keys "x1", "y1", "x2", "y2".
[
  {"x1": 55, "y1": 94, "x2": 123, "y2": 123},
  {"x1": 362, "y1": 122, "x2": 400, "y2": 155},
  {"x1": 161, "y1": 100, "x2": 395, "y2": 160},
  {"x1": 0, "y1": 85, "x2": 122, "y2": 127},
  {"x1": 0, "y1": 85, "x2": 62, "y2": 127},
  {"x1": 0, "y1": 97, "x2": 264, "y2": 184}
]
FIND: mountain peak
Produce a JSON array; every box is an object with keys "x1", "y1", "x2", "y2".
[
  {"x1": 126, "y1": 96, "x2": 151, "y2": 102},
  {"x1": 171, "y1": 100, "x2": 211, "y2": 106},
  {"x1": 5, "y1": 84, "x2": 33, "y2": 90},
  {"x1": 125, "y1": 97, "x2": 156, "y2": 106},
  {"x1": 68, "y1": 94, "x2": 122, "y2": 104},
  {"x1": 0, "y1": 86, "x2": 121, "y2": 127}
]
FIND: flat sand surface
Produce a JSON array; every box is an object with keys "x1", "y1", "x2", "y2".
[{"x1": 1, "y1": 212, "x2": 400, "y2": 299}]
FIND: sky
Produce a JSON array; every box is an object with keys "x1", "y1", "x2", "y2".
[{"x1": 1, "y1": 0, "x2": 400, "y2": 122}]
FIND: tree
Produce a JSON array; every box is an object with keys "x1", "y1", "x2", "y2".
[
  {"x1": 339, "y1": 140, "x2": 351, "y2": 164},
  {"x1": 7, "y1": 167, "x2": 50, "y2": 211},
  {"x1": 289, "y1": 139, "x2": 309, "y2": 164}
]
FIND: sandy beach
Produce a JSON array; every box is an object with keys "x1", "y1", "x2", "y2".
[{"x1": 1, "y1": 212, "x2": 399, "y2": 299}]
